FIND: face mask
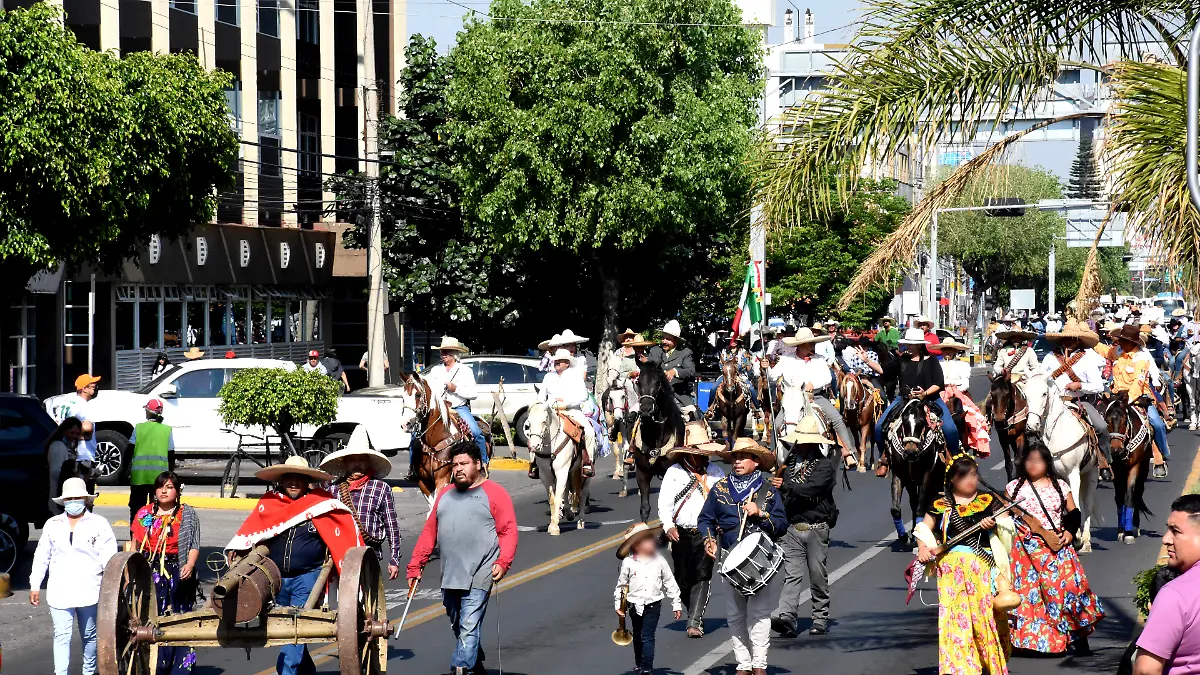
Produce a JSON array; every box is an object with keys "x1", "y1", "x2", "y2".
[{"x1": 64, "y1": 501, "x2": 86, "y2": 516}]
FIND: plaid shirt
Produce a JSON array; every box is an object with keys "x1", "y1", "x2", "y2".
[
  {"x1": 842, "y1": 347, "x2": 877, "y2": 376},
  {"x1": 343, "y1": 478, "x2": 403, "y2": 567}
]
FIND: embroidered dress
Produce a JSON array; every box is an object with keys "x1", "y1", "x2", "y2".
[
  {"x1": 1004, "y1": 479, "x2": 1104, "y2": 654},
  {"x1": 131, "y1": 504, "x2": 199, "y2": 675}
]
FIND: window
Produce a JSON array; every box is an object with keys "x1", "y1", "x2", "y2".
[
  {"x1": 297, "y1": 0, "x2": 318, "y2": 44},
  {"x1": 258, "y1": 90, "x2": 280, "y2": 137},
  {"x1": 170, "y1": 0, "x2": 197, "y2": 13},
  {"x1": 171, "y1": 369, "x2": 228, "y2": 398},
  {"x1": 478, "y1": 361, "x2": 528, "y2": 386},
  {"x1": 257, "y1": 0, "x2": 279, "y2": 37},
  {"x1": 522, "y1": 365, "x2": 545, "y2": 383},
  {"x1": 216, "y1": 0, "x2": 238, "y2": 26},
  {"x1": 225, "y1": 82, "x2": 242, "y2": 132},
  {"x1": 0, "y1": 405, "x2": 35, "y2": 443},
  {"x1": 298, "y1": 111, "x2": 321, "y2": 177},
  {"x1": 7, "y1": 300, "x2": 36, "y2": 396}
]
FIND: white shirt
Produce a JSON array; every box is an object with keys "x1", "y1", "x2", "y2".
[
  {"x1": 51, "y1": 394, "x2": 96, "y2": 464},
  {"x1": 301, "y1": 361, "x2": 328, "y2": 376},
  {"x1": 539, "y1": 370, "x2": 589, "y2": 408},
  {"x1": 425, "y1": 361, "x2": 479, "y2": 408},
  {"x1": 657, "y1": 462, "x2": 725, "y2": 530},
  {"x1": 940, "y1": 359, "x2": 972, "y2": 390},
  {"x1": 613, "y1": 552, "x2": 683, "y2": 614},
  {"x1": 815, "y1": 341, "x2": 837, "y2": 362},
  {"x1": 768, "y1": 354, "x2": 833, "y2": 391},
  {"x1": 29, "y1": 512, "x2": 118, "y2": 608},
  {"x1": 1042, "y1": 351, "x2": 1105, "y2": 396},
  {"x1": 991, "y1": 345, "x2": 1041, "y2": 382}
]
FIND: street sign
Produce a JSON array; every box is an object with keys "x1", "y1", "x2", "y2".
[
  {"x1": 1064, "y1": 210, "x2": 1125, "y2": 248},
  {"x1": 902, "y1": 291, "x2": 920, "y2": 316},
  {"x1": 1010, "y1": 289, "x2": 1036, "y2": 310},
  {"x1": 940, "y1": 149, "x2": 974, "y2": 166}
]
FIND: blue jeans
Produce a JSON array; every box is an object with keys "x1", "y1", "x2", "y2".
[
  {"x1": 51, "y1": 605, "x2": 98, "y2": 675},
  {"x1": 874, "y1": 397, "x2": 959, "y2": 455},
  {"x1": 1147, "y1": 405, "x2": 1171, "y2": 459},
  {"x1": 631, "y1": 600, "x2": 662, "y2": 672},
  {"x1": 454, "y1": 405, "x2": 489, "y2": 463},
  {"x1": 442, "y1": 587, "x2": 491, "y2": 670},
  {"x1": 275, "y1": 568, "x2": 321, "y2": 675}
]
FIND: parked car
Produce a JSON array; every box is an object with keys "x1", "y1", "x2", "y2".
[
  {"x1": 44, "y1": 358, "x2": 412, "y2": 485},
  {"x1": 0, "y1": 393, "x2": 56, "y2": 546}
]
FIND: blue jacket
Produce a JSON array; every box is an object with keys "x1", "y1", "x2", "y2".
[{"x1": 697, "y1": 472, "x2": 788, "y2": 550}]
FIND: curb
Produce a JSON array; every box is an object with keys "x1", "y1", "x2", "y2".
[
  {"x1": 489, "y1": 457, "x2": 530, "y2": 471},
  {"x1": 94, "y1": 493, "x2": 261, "y2": 511}
]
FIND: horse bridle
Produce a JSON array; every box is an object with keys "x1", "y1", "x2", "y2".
[{"x1": 888, "y1": 398, "x2": 942, "y2": 460}]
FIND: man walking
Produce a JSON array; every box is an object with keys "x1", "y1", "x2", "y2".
[
  {"x1": 127, "y1": 398, "x2": 175, "y2": 520},
  {"x1": 1134, "y1": 494, "x2": 1200, "y2": 675},
  {"x1": 770, "y1": 416, "x2": 838, "y2": 637},
  {"x1": 408, "y1": 445, "x2": 519, "y2": 675}
]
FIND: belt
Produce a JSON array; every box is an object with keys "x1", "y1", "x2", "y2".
[
  {"x1": 676, "y1": 526, "x2": 701, "y2": 534},
  {"x1": 792, "y1": 522, "x2": 830, "y2": 532}
]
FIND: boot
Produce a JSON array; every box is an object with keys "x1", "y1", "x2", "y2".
[
  {"x1": 841, "y1": 445, "x2": 858, "y2": 470},
  {"x1": 527, "y1": 460, "x2": 539, "y2": 480},
  {"x1": 582, "y1": 447, "x2": 595, "y2": 478},
  {"x1": 1152, "y1": 443, "x2": 1168, "y2": 479},
  {"x1": 1097, "y1": 454, "x2": 1113, "y2": 483},
  {"x1": 875, "y1": 452, "x2": 890, "y2": 477},
  {"x1": 686, "y1": 580, "x2": 710, "y2": 637}
]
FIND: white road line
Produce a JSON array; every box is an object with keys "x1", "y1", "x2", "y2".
[{"x1": 681, "y1": 529, "x2": 897, "y2": 675}]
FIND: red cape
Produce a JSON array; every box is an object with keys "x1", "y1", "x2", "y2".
[{"x1": 225, "y1": 489, "x2": 363, "y2": 573}]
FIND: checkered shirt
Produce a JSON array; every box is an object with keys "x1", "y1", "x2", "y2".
[{"x1": 347, "y1": 478, "x2": 403, "y2": 567}]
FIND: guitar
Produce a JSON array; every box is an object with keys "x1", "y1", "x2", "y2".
[
  {"x1": 904, "y1": 499, "x2": 1019, "y2": 605},
  {"x1": 977, "y1": 478, "x2": 1066, "y2": 553}
]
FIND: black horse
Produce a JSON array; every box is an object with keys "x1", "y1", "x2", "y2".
[
  {"x1": 884, "y1": 397, "x2": 946, "y2": 548},
  {"x1": 631, "y1": 359, "x2": 686, "y2": 522},
  {"x1": 1104, "y1": 396, "x2": 1155, "y2": 543}
]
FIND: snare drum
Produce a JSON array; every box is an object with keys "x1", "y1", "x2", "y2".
[{"x1": 719, "y1": 531, "x2": 783, "y2": 596}]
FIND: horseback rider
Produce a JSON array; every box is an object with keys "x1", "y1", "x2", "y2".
[
  {"x1": 1094, "y1": 323, "x2": 1171, "y2": 479},
  {"x1": 874, "y1": 316, "x2": 900, "y2": 351},
  {"x1": 1042, "y1": 319, "x2": 1114, "y2": 481},
  {"x1": 991, "y1": 323, "x2": 1041, "y2": 384},
  {"x1": 539, "y1": 348, "x2": 598, "y2": 478},
  {"x1": 763, "y1": 327, "x2": 858, "y2": 469},
  {"x1": 646, "y1": 320, "x2": 699, "y2": 421},
  {"x1": 915, "y1": 315, "x2": 942, "y2": 358},
  {"x1": 705, "y1": 337, "x2": 761, "y2": 417},
  {"x1": 936, "y1": 339, "x2": 991, "y2": 458},
  {"x1": 865, "y1": 328, "x2": 960, "y2": 477},
  {"x1": 413, "y1": 337, "x2": 488, "y2": 482},
  {"x1": 541, "y1": 329, "x2": 590, "y2": 378}
]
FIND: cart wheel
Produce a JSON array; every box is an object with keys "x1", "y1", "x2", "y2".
[
  {"x1": 97, "y1": 552, "x2": 159, "y2": 675},
  {"x1": 337, "y1": 547, "x2": 389, "y2": 675}
]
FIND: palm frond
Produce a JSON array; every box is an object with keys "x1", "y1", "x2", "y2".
[{"x1": 1071, "y1": 214, "x2": 1113, "y2": 320}]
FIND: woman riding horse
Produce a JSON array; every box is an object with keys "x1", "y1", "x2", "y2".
[
  {"x1": 1040, "y1": 319, "x2": 1113, "y2": 481},
  {"x1": 937, "y1": 339, "x2": 991, "y2": 458}
]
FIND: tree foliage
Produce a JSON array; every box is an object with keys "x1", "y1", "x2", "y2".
[
  {"x1": 218, "y1": 368, "x2": 340, "y2": 435},
  {"x1": 0, "y1": 4, "x2": 238, "y2": 282},
  {"x1": 1067, "y1": 134, "x2": 1102, "y2": 200}
]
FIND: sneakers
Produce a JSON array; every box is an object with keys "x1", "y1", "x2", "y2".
[{"x1": 809, "y1": 621, "x2": 829, "y2": 635}]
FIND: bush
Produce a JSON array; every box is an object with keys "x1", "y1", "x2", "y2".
[
  {"x1": 218, "y1": 368, "x2": 339, "y2": 437},
  {"x1": 1133, "y1": 565, "x2": 1164, "y2": 617}
]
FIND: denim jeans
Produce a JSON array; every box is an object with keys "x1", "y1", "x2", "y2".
[
  {"x1": 51, "y1": 604, "x2": 98, "y2": 675},
  {"x1": 1147, "y1": 405, "x2": 1171, "y2": 459},
  {"x1": 442, "y1": 587, "x2": 490, "y2": 670},
  {"x1": 631, "y1": 600, "x2": 662, "y2": 672},
  {"x1": 874, "y1": 397, "x2": 960, "y2": 454},
  {"x1": 274, "y1": 568, "x2": 321, "y2": 675},
  {"x1": 453, "y1": 405, "x2": 489, "y2": 463}
]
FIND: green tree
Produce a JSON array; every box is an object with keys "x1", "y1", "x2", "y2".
[
  {"x1": 446, "y1": 0, "x2": 762, "y2": 384},
  {"x1": 0, "y1": 4, "x2": 238, "y2": 288},
  {"x1": 1067, "y1": 135, "x2": 1102, "y2": 200},
  {"x1": 218, "y1": 368, "x2": 340, "y2": 446}
]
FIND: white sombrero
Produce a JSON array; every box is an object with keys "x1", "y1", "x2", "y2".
[
  {"x1": 782, "y1": 327, "x2": 831, "y2": 346},
  {"x1": 319, "y1": 427, "x2": 392, "y2": 478},
  {"x1": 256, "y1": 455, "x2": 333, "y2": 483},
  {"x1": 547, "y1": 329, "x2": 589, "y2": 348},
  {"x1": 898, "y1": 328, "x2": 928, "y2": 345}
]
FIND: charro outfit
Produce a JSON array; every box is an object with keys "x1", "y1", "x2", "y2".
[
  {"x1": 613, "y1": 551, "x2": 682, "y2": 673},
  {"x1": 539, "y1": 368, "x2": 598, "y2": 467},
  {"x1": 1093, "y1": 339, "x2": 1170, "y2": 464},
  {"x1": 647, "y1": 344, "x2": 698, "y2": 417},
  {"x1": 771, "y1": 445, "x2": 837, "y2": 634},
  {"x1": 335, "y1": 476, "x2": 402, "y2": 568},
  {"x1": 992, "y1": 341, "x2": 1041, "y2": 383},
  {"x1": 767, "y1": 353, "x2": 855, "y2": 450},
  {"x1": 657, "y1": 460, "x2": 725, "y2": 633},
  {"x1": 131, "y1": 504, "x2": 201, "y2": 675},
  {"x1": 1041, "y1": 348, "x2": 1113, "y2": 465},
  {"x1": 940, "y1": 358, "x2": 991, "y2": 457},
  {"x1": 425, "y1": 360, "x2": 489, "y2": 463}
]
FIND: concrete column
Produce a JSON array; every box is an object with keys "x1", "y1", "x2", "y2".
[
  {"x1": 280, "y1": 0, "x2": 298, "y2": 226},
  {"x1": 151, "y1": 0, "x2": 170, "y2": 53},
  {"x1": 240, "y1": 0, "x2": 259, "y2": 226},
  {"x1": 389, "y1": 0, "x2": 407, "y2": 116},
  {"x1": 319, "y1": 0, "x2": 336, "y2": 222},
  {"x1": 198, "y1": 0, "x2": 217, "y2": 69},
  {"x1": 99, "y1": 0, "x2": 120, "y2": 53}
]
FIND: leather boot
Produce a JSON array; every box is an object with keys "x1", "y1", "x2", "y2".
[
  {"x1": 875, "y1": 452, "x2": 890, "y2": 477},
  {"x1": 582, "y1": 446, "x2": 595, "y2": 478},
  {"x1": 527, "y1": 461, "x2": 539, "y2": 480},
  {"x1": 686, "y1": 580, "x2": 710, "y2": 636}
]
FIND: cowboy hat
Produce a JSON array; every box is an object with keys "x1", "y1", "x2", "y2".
[
  {"x1": 811, "y1": 322, "x2": 828, "y2": 335},
  {"x1": 625, "y1": 333, "x2": 656, "y2": 348},
  {"x1": 183, "y1": 347, "x2": 205, "y2": 360},
  {"x1": 255, "y1": 455, "x2": 333, "y2": 483},
  {"x1": 1172, "y1": 308, "x2": 1187, "y2": 317},
  {"x1": 54, "y1": 477, "x2": 99, "y2": 504},
  {"x1": 823, "y1": 319, "x2": 840, "y2": 326},
  {"x1": 1102, "y1": 320, "x2": 1124, "y2": 333},
  {"x1": 999, "y1": 313, "x2": 1019, "y2": 322},
  {"x1": 616, "y1": 522, "x2": 664, "y2": 559},
  {"x1": 915, "y1": 315, "x2": 934, "y2": 326},
  {"x1": 319, "y1": 427, "x2": 391, "y2": 478},
  {"x1": 717, "y1": 437, "x2": 776, "y2": 471},
  {"x1": 782, "y1": 327, "x2": 831, "y2": 346},
  {"x1": 937, "y1": 339, "x2": 971, "y2": 353},
  {"x1": 435, "y1": 336, "x2": 469, "y2": 353},
  {"x1": 661, "y1": 320, "x2": 683, "y2": 340},
  {"x1": 617, "y1": 328, "x2": 638, "y2": 344},
  {"x1": 995, "y1": 327, "x2": 1036, "y2": 342},
  {"x1": 668, "y1": 420, "x2": 725, "y2": 458},
  {"x1": 537, "y1": 334, "x2": 562, "y2": 351},
  {"x1": 898, "y1": 328, "x2": 928, "y2": 345},
  {"x1": 551, "y1": 348, "x2": 574, "y2": 362},
  {"x1": 1111, "y1": 323, "x2": 1145, "y2": 346},
  {"x1": 781, "y1": 415, "x2": 833, "y2": 446},
  {"x1": 1045, "y1": 318, "x2": 1100, "y2": 349}
]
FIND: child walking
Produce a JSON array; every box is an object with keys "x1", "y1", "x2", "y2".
[{"x1": 614, "y1": 522, "x2": 682, "y2": 675}]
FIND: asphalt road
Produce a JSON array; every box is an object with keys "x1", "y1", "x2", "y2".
[{"x1": 7, "y1": 368, "x2": 1195, "y2": 675}]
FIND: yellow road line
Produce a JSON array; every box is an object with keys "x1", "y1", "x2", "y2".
[{"x1": 1158, "y1": 445, "x2": 1200, "y2": 563}]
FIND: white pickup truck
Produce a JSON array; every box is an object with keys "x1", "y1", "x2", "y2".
[{"x1": 44, "y1": 358, "x2": 410, "y2": 485}]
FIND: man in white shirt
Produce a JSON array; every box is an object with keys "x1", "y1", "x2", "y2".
[
  {"x1": 545, "y1": 329, "x2": 590, "y2": 380},
  {"x1": 50, "y1": 374, "x2": 101, "y2": 489},
  {"x1": 539, "y1": 349, "x2": 597, "y2": 477},
  {"x1": 301, "y1": 349, "x2": 328, "y2": 375},
  {"x1": 423, "y1": 337, "x2": 488, "y2": 465},
  {"x1": 657, "y1": 421, "x2": 725, "y2": 637},
  {"x1": 992, "y1": 326, "x2": 1041, "y2": 383},
  {"x1": 1044, "y1": 322, "x2": 1113, "y2": 478},
  {"x1": 766, "y1": 328, "x2": 857, "y2": 468}
]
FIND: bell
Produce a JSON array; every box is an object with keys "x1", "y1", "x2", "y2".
[{"x1": 611, "y1": 627, "x2": 633, "y2": 646}]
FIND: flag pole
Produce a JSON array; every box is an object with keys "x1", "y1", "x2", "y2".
[{"x1": 749, "y1": 205, "x2": 777, "y2": 457}]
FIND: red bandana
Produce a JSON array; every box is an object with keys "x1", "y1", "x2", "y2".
[
  {"x1": 225, "y1": 489, "x2": 363, "y2": 572},
  {"x1": 348, "y1": 474, "x2": 371, "y2": 492}
]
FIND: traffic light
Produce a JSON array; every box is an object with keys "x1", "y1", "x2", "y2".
[{"x1": 984, "y1": 197, "x2": 1027, "y2": 217}]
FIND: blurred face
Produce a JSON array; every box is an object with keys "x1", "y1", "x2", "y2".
[
  {"x1": 951, "y1": 466, "x2": 980, "y2": 496},
  {"x1": 1163, "y1": 511, "x2": 1200, "y2": 571},
  {"x1": 452, "y1": 453, "x2": 481, "y2": 488},
  {"x1": 308, "y1": 356, "x2": 319, "y2": 366},
  {"x1": 633, "y1": 535, "x2": 658, "y2": 557},
  {"x1": 64, "y1": 425, "x2": 83, "y2": 445},
  {"x1": 156, "y1": 479, "x2": 179, "y2": 507},
  {"x1": 440, "y1": 349, "x2": 457, "y2": 366},
  {"x1": 279, "y1": 473, "x2": 310, "y2": 500},
  {"x1": 796, "y1": 343, "x2": 814, "y2": 357},
  {"x1": 554, "y1": 359, "x2": 570, "y2": 374},
  {"x1": 343, "y1": 456, "x2": 370, "y2": 478},
  {"x1": 899, "y1": 345, "x2": 918, "y2": 360},
  {"x1": 1023, "y1": 451, "x2": 1048, "y2": 480},
  {"x1": 1057, "y1": 337, "x2": 1078, "y2": 352},
  {"x1": 80, "y1": 382, "x2": 98, "y2": 399},
  {"x1": 731, "y1": 452, "x2": 760, "y2": 476},
  {"x1": 662, "y1": 335, "x2": 678, "y2": 350}
]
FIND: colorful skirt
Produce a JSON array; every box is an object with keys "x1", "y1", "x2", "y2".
[
  {"x1": 1008, "y1": 531, "x2": 1104, "y2": 653},
  {"x1": 150, "y1": 555, "x2": 198, "y2": 675},
  {"x1": 943, "y1": 387, "x2": 991, "y2": 457},
  {"x1": 937, "y1": 551, "x2": 1009, "y2": 675}
]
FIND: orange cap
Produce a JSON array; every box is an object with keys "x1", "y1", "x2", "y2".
[{"x1": 75, "y1": 374, "x2": 101, "y2": 390}]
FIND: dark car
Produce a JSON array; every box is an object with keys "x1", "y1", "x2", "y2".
[{"x1": 0, "y1": 393, "x2": 55, "y2": 545}]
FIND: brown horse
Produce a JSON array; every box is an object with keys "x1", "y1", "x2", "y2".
[
  {"x1": 840, "y1": 373, "x2": 879, "y2": 472},
  {"x1": 1103, "y1": 395, "x2": 1155, "y2": 543},
  {"x1": 985, "y1": 375, "x2": 1026, "y2": 482},
  {"x1": 397, "y1": 374, "x2": 493, "y2": 507},
  {"x1": 710, "y1": 359, "x2": 752, "y2": 449}
]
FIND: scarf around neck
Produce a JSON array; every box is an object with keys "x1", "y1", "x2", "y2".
[{"x1": 729, "y1": 471, "x2": 763, "y2": 503}]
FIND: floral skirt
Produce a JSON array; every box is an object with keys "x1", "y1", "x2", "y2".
[
  {"x1": 943, "y1": 387, "x2": 991, "y2": 457},
  {"x1": 938, "y1": 551, "x2": 1009, "y2": 675},
  {"x1": 1008, "y1": 531, "x2": 1104, "y2": 653},
  {"x1": 151, "y1": 555, "x2": 198, "y2": 675}
]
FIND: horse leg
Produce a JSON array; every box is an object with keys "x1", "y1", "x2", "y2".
[
  {"x1": 890, "y1": 468, "x2": 908, "y2": 545},
  {"x1": 1113, "y1": 463, "x2": 1129, "y2": 543},
  {"x1": 549, "y1": 453, "x2": 571, "y2": 536},
  {"x1": 635, "y1": 453, "x2": 654, "y2": 523}
]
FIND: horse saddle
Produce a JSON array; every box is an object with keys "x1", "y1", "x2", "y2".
[{"x1": 556, "y1": 412, "x2": 585, "y2": 444}]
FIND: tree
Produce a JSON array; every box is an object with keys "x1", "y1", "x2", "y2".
[
  {"x1": 446, "y1": 0, "x2": 761, "y2": 388},
  {"x1": 218, "y1": 368, "x2": 340, "y2": 447},
  {"x1": 0, "y1": 4, "x2": 238, "y2": 289},
  {"x1": 1067, "y1": 135, "x2": 1102, "y2": 200}
]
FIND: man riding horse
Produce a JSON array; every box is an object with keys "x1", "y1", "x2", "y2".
[
  {"x1": 537, "y1": 349, "x2": 598, "y2": 476},
  {"x1": 407, "y1": 336, "x2": 488, "y2": 482},
  {"x1": 1041, "y1": 318, "x2": 1114, "y2": 481},
  {"x1": 646, "y1": 320, "x2": 699, "y2": 421},
  {"x1": 1094, "y1": 323, "x2": 1171, "y2": 479},
  {"x1": 991, "y1": 321, "x2": 1041, "y2": 384},
  {"x1": 705, "y1": 336, "x2": 761, "y2": 417}
]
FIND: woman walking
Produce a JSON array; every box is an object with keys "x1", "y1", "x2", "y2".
[
  {"x1": 44, "y1": 417, "x2": 84, "y2": 514},
  {"x1": 1005, "y1": 443, "x2": 1104, "y2": 655},
  {"x1": 29, "y1": 477, "x2": 118, "y2": 675},
  {"x1": 130, "y1": 471, "x2": 201, "y2": 674}
]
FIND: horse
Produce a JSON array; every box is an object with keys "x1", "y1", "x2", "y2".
[
  {"x1": 840, "y1": 343, "x2": 890, "y2": 472},
  {"x1": 986, "y1": 375, "x2": 1027, "y2": 482},
  {"x1": 396, "y1": 374, "x2": 494, "y2": 508},
  {"x1": 527, "y1": 403, "x2": 590, "y2": 536},
  {"x1": 881, "y1": 397, "x2": 946, "y2": 548},
  {"x1": 1103, "y1": 395, "x2": 1155, "y2": 543},
  {"x1": 602, "y1": 371, "x2": 637, "y2": 498},
  {"x1": 1021, "y1": 373, "x2": 1100, "y2": 552},
  {"x1": 710, "y1": 359, "x2": 752, "y2": 450},
  {"x1": 631, "y1": 359, "x2": 685, "y2": 522}
]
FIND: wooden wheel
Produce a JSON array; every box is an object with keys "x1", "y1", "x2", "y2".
[
  {"x1": 337, "y1": 547, "x2": 390, "y2": 674},
  {"x1": 97, "y1": 552, "x2": 158, "y2": 675}
]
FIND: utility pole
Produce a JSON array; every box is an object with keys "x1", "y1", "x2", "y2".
[{"x1": 360, "y1": 0, "x2": 385, "y2": 388}]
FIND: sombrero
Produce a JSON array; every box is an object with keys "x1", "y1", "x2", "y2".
[
  {"x1": 435, "y1": 336, "x2": 469, "y2": 353},
  {"x1": 782, "y1": 327, "x2": 831, "y2": 346},
  {"x1": 537, "y1": 334, "x2": 562, "y2": 351},
  {"x1": 937, "y1": 339, "x2": 971, "y2": 353},
  {"x1": 549, "y1": 329, "x2": 589, "y2": 348},
  {"x1": 716, "y1": 437, "x2": 776, "y2": 471},
  {"x1": 256, "y1": 455, "x2": 333, "y2": 483},
  {"x1": 617, "y1": 328, "x2": 638, "y2": 344},
  {"x1": 995, "y1": 327, "x2": 1036, "y2": 342},
  {"x1": 781, "y1": 415, "x2": 833, "y2": 446},
  {"x1": 1174, "y1": 308, "x2": 1187, "y2": 317},
  {"x1": 1045, "y1": 318, "x2": 1099, "y2": 349},
  {"x1": 625, "y1": 333, "x2": 656, "y2": 348},
  {"x1": 319, "y1": 427, "x2": 391, "y2": 478},
  {"x1": 616, "y1": 522, "x2": 664, "y2": 559},
  {"x1": 667, "y1": 421, "x2": 725, "y2": 458}
]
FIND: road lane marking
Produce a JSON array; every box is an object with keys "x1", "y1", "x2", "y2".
[{"x1": 682, "y1": 529, "x2": 897, "y2": 675}]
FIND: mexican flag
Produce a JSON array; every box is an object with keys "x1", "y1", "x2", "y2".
[{"x1": 731, "y1": 262, "x2": 763, "y2": 343}]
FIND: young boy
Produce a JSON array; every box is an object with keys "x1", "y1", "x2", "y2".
[{"x1": 614, "y1": 522, "x2": 682, "y2": 675}]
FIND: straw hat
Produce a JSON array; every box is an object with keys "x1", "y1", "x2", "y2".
[
  {"x1": 255, "y1": 455, "x2": 333, "y2": 483},
  {"x1": 782, "y1": 327, "x2": 831, "y2": 346},
  {"x1": 995, "y1": 326, "x2": 1036, "y2": 341},
  {"x1": 1102, "y1": 320, "x2": 1124, "y2": 333},
  {"x1": 435, "y1": 336, "x2": 469, "y2": 353},
  {"x1": 781, "y1": 415, "x2": 833, "y2": 446},
  {"x1": 54, "y1": 477, "x2": 99, "y2": 504},
  {"x1": 183, "y1": 347, "x2": 205, "y2": 360},
  {"x1": 667, "y1": 420, "x2": 725, "y2": 458},
  {"x1": 617, "y1": 328, "x2": 638, "y2": 344},
  {"x1": 915, "y1": 315, "x2": 934, "y2": 326},
  {"x1": 1045, "y1": 318, "x2": 1100, "y2": 349},
  {"x1": 937, "y1": 339, "x2": 970, "y2": 353},
  {"x1": 661, "y1": 320, "x2": 683, "y2": 339},
  {"x1": 811, "y1": 322, "x2": 827, "y2": 335},
  {"x1": 898, "y1": 328, "x2": 927, "y2": 345},
  {"x1": 319, "y1": 427, "x2": 391, "y2": 478},
  {"x1": 625, "y1": 333, "x2": 656, "y2": 348},
  {"x1": 717, "y1": 437, "x2": 776, "y2": 471},
  {"x1": 616, "y1": 522, "x2": 664, "y2": 559}
]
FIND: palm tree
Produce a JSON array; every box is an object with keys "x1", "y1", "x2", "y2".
[{"x1": 754, "y1": 0, "x2": 1197, "y2": 313}]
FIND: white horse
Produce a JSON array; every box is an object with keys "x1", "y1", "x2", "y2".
[
  {"x1": 527, "y1": 403, "x2": 591, "y2": 536},
  {"x1": 603, "y1": 372, "x2": 637, "y2": 498},
  {"x1": 1021, "y1": 373, "x2": 1100, "y2": 552}
]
